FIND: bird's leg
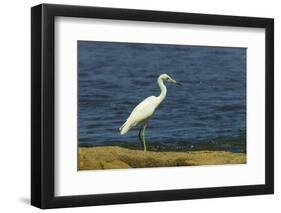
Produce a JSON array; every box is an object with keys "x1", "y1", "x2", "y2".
[{"x1": 138, "y1": 123, "x2": 147, "y2": 151}]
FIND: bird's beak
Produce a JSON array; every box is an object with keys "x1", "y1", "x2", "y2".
[
  {"x1": 171, "y1": 79, "x2": 183, "y2": 86},
  {"x1": 176, "y1": 81, "x2": 183, "y2": 86}
]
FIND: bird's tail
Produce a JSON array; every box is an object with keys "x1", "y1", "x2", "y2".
[{"x1": 119, "y1": 121, "x2": 130, "y2": 135}]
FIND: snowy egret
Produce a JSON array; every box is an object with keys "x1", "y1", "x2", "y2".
[{"x1": 119, "y1": 73, "x2": 182, "y2": 151}]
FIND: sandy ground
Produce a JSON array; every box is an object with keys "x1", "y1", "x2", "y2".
[{"x1": 78, "y1": 146, "x2": 246, "y2": 170}]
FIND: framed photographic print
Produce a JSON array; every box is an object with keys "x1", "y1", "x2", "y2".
[{"x1": 31, "y1": 3, "x2": 274, "y2": 209}]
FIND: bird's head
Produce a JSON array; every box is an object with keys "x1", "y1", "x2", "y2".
[{"x1": 159, "y1": 73, "x2": 183, "y2": 86}]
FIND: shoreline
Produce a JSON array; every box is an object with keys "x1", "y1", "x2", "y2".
[
  {"x1": 79, "y1": 146, "x2": 246, "y2": 170},
  {"x1": 79, "y1": 138, "x2": 246, "y2": 153}
]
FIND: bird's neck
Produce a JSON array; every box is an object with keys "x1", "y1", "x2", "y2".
[{"x1": 157, "y1": 77, "x2": 167, "y2": 104}]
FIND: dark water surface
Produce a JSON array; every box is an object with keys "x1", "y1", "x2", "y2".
[{"x1": 78, "y1": 41, "x2": 246, "y2": 153}]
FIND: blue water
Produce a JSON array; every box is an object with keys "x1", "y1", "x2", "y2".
[{"x1": 78, "y1": 41, "x2": 246, "y2": 152}]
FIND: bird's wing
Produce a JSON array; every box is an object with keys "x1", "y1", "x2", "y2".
[{"x1": 126, "y1": 96, "x2": 158, "y2": 127}]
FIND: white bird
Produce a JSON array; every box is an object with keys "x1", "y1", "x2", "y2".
[{"x1": 119, "y1": 73, "x2": 182, "y2": 151}]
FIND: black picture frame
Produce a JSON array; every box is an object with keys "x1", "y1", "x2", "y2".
[{"x1": 31, "y1": 3, "x2": 274, "y2": 209}]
